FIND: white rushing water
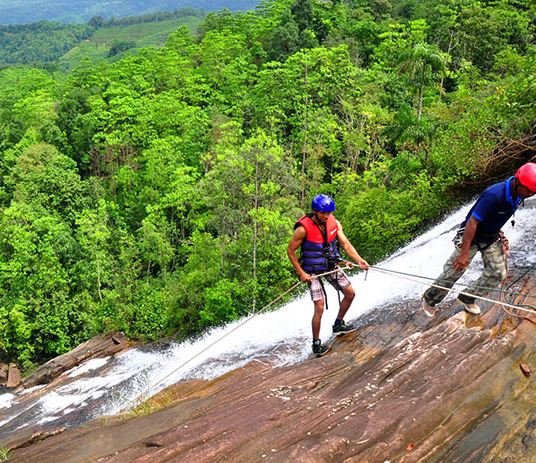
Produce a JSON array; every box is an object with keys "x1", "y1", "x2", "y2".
[{"x1": 1, "y1": 200, "x2": 535, "y2": 435}]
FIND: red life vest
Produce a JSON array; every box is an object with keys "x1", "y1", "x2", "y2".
[{"x1": 295, "y1": 214, "x2": 340, "y2": 273}]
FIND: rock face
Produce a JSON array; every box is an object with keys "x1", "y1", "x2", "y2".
[
  {"x1": 5, "y1": 274, "x2": 536, "y2": 463},
  {"x1": 0, "y1": 363, "x2": 22, "y2": 389},
  {"x1": 22, "y1": 332, "x2": 130, "y2": 389},
  {"x1": 0, "y1": 363, "x2": 8, "y2": 385},
  {"x1": 6, "y1": 364, "x2": 21, "y2": 388}
]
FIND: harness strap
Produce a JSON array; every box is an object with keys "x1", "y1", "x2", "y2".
[
  {"x1": 322, "y1": 265, "x2": 346, "y2": 312},
  {"x1": 454, "y1": 226, "x2": 499, "y2": 253},
  {"x1": 318, "y1": 276, "x2": 329, "y2": 311},
  {"x1": 335, "y1": 266, "x2": 342, "y2": 307}
]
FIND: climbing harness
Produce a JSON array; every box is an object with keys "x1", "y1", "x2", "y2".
[{"x1": 453, "y1": 226, "x2": 505, "y2": 253}]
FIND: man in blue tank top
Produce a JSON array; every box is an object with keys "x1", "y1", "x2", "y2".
[{"x1": 422, "y1": 163, "x2": 536, "y2": 316}]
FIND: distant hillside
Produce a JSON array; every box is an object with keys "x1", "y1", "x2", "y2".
[
  {"x1": 0, "y1": 21, "x2": 95, "y2": 66},
  {"x1": 0, "y1": 10, "x2": 203, "y2": 68},
  {"x1": 59, "y1": 16, "x2": 203, "y2": 71},
  {"x1": 0, "y1": 0, "x2": 259, "y2": 25}
]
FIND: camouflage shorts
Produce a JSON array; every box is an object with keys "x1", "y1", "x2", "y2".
[{"x1": 423, "y1": 238, "x2": 507, "y2": 306}]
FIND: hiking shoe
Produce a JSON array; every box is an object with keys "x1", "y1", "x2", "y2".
[
  {"x1": 312, "y1": 341, "x2": 330, "y2": 357},
  {"x1": 458, "y1": 299, "x2": 481, "y2": 315},
  {"x1": 332, "y1": 321, "x2": 357, "y2": 336},
  {"x1": 421, "y1": 298, "x2": 439, "y2": 317}
]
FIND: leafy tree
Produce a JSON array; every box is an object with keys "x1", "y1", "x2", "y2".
[
  {"x1": 108, "y1": 40, "x2": 136, "y2": 57},
  {"x1": 173, "y1": 130, "x2": 299, "y2": 328},
  {"x1": 0, "y1": 202, "x2": 86, "y2": 366},
  {"x1": 0, "y1": 67, "x2": 59, "y2": 151},
  {"x1": 88, "y1": 15, "x2": 105, "y2": 28},
  {"x1": 8, "y1": 143, "x2": 86, "y2": 222},
  {"x1": 399, "y1": 42, "x2": 446, "y2": 119}
]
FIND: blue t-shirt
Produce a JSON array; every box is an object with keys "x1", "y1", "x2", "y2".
[{"x1": 462, "y1": 176, "x2": 522, "y2": 242}]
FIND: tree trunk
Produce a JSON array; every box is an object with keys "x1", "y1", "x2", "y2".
[
  {"x1": 252, "y1": 156, "x2": 259, "y2": 313},
  {"x1": 300, "y1": 59, "x2": 309, "y2": 208},
  {"x1": 417, "y1": 67, "x2": 425, "y2": 120}
]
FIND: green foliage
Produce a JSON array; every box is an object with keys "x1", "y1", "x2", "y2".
[
  {"x1": 0, "y1": 202, "x2": 87, "y2": 366},
  {"x1": 0, "y1": 0, "x2": 534, "y2": 367},
  {"x1": 9, "y1": 144, "x2": 86, "y2": 220},
  {"x1": 199, "y1": 279, "x2": 241, "y2": 326},
  {"x1": 337, "y1": 167, "x2": 444, "y2": 261},
  {"x1": 0, "y1": 67, "x2": 59, "y2": 151},
  {"x1": 108, "y1": 40, "x2": 136, "y2": 57},
  {"x1": 0, "y1": 21, "x2": 94, "y2": 67}
]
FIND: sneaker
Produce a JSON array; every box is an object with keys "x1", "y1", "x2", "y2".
[
  {"x1": 458, "y1": 299, "x2": 481, "y2": 315},
  {"x1": 421, "y1": 298, "x2": 439, "y2": 317},
  {"x1": 332, "y1": 321, "x2": 357, "y2": 336},
  {"x1": 312, "y1": 340, "x2": 330, "y2": 357}
]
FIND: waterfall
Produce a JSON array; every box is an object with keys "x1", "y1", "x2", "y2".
[{"x1": 1, "y1": 200, "x2": 534, "y2": 440}]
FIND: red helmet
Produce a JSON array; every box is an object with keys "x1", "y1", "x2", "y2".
[{"x1": 515, "y1": 162, "x2": 536, "y2": 193}]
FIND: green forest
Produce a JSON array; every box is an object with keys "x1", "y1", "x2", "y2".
[
  {"x1": 0, "y1": 0, "x2": 534, "y2": 369},
  {"x1": 0, "y1": 9, "x2": 205, "y2": 68}
]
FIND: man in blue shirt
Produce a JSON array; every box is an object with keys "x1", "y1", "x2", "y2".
[{"x1": 422, "y1": 163, "x2": 536, "y2": 316}]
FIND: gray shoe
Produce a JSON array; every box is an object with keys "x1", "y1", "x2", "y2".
[
  {"x1": 421, "y1": 298, "x2": 439, "y2": 317},
  {"x1": 332, "y1": 321, "x2": 357, "y2": 336},
  {"x1": 458, "y1": 300, "x2": 481, "y2": 315},
  {"x1": 312, "y1": 340, "x2": 330, "y2": 357}
]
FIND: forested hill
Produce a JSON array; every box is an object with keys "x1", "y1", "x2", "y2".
[
  {"x1": 0, "y1": 10, "x2": 205, "y2": 68},
  {"x1": 0, "y1": 0, "x2": 259, "y2": 25},
  {"x1": 0, "y1": 0, "x2": 534, "y2": 370}
]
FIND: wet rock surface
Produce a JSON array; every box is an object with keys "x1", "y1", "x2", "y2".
[
  {"x1": 0, "y1": 332, "x2": 132, "y2": 444},
  {"x1": 4, "y1": 274, "x2": 536, "y2": 463},
  {"x1": 23, "y1": 332, "x2": 130, "y2": 389}
]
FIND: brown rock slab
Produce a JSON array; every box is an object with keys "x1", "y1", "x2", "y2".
[
  {"x1": 22, "y1": 332, "x2": 131, "y2": 389},
  {"x1": 6, "y1": 363, "x2": 21, "y2": 388},
  {"x1": 0, "y1": 363, "x2": 8, "y2": 385},
  {"x1": 5, "y1": 274, "x2": 536, "y2": 463}
]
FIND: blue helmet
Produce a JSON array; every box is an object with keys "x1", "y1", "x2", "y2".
[{"x1": 311, "y1": 194, "x2": 336, "y2": 212}]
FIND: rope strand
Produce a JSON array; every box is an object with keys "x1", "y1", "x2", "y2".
[
  {"x1": 370, "y1": 265, "x2": 534, "y2": 299},
  {"x1": 129, "y1": 263, "x2": 534, "y2": 409},
  {"x1": 130, "y1": 266, "x2": 350, "y2": 407},
  {"x1": 369, "y1": 266, "x2": 536, "y2": 315}
]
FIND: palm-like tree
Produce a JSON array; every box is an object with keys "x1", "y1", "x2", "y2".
[{"x1": 400, "y1": 42, "x2": 446, "y2": 119}]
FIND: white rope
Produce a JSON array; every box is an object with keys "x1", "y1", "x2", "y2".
[
  {"x1": 131, "y1": 266, "x2": 351, "y2": 406},
  {"x1": 131, "y1": 263, "x2": 534, "y2": 408},
  {"x1": 369, "y1": 266, "x2": 536, "y2": 315}
]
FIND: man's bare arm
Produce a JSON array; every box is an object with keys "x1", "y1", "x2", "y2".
[
  {"x1": 287, "y1": 226, "x2": 312, "y2": 282},
  {"x1": 336, "y1": 220, "x2": 369, "y2": 270}
]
